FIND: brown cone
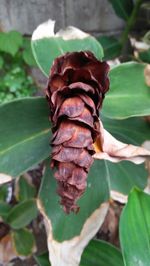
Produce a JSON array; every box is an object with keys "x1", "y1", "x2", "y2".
[{"x1": 46, "y1": 51, "x2": 109, "y2": 213}]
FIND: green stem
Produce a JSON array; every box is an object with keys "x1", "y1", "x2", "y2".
[{"x1": 120, "y1": 0, "x2": 142, "y2": 48}]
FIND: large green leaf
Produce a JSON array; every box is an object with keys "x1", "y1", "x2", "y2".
[
  {"x1": 103, "y1": 116, "x2": 150, "y2": 145},
  {"x1": 120, "y1": 189, "x2": 150, "y2": 266},
  {"x1": 12, "y1": 228, "x2": 35, "y2": 256},
  {"x1": 97, "y1": 36, "x2": 121, "y2": 60},
  {"x1": 103, "y1": 116, "x2": 149, "y2": 195},
  {"x1": 80, "y1": 239, "x2": 124, "y2": 266},
  {"x1": 32, "y1": 20, "x2": 103, "y2": 77},
  {"x1": 108, "y1": 0, "x2": 134, "y2": 20},
  {"x1": 39, "y1": 159, "x2": 109, "y2": 241},
  {"x1": 106, "y1": 161, "x2": 147, "y2": 196},
  {"x1": 0, "y1": 97, "x2": 50, "y2": 177},
  {"x1": 102, "y1": 62, "x2": 150, "y2": 119},
  {"x1": 0, "y1": 31, "x2": 23, "y2": 56},
  {"x1": 6, "y1": 199, "x2": 38, "y2": 229}
]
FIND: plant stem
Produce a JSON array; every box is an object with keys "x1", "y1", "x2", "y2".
[{"x1": 120, "y1": 0, "x2": 142, "y2": 48}]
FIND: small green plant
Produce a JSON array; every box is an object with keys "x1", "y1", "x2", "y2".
[
  {"x1": 0, "y1": 31, "x2": 37, "y2": 103},
  {"x1": 0, "y1": 176, "x2": 37, "y2": 257}
]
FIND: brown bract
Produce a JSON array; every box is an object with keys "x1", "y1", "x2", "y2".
[{"x1": 46, "y1": 51, "x2": 109, "y2": 213}]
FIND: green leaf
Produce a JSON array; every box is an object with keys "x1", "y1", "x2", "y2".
[
  {"x1": 0, "y1": 184, "x2": 8, "y2": 201},
  {"x1": 108, "y1": 0, "x2": 134, "y2": 20},
  {"x1": 6, "y1": 199, "x2": 38, "y2": 229},
  {"x1": 0, "y1": 201, "x2": 11, "y2": 218},
  {"x1": 12, "y1": 228, "x2": 35, "y2": 256},
  {"x1": 34, "y1": 253, "x2": 51, "y2": 266},
  {"x1": 106, "y1": 161, "x2": 147, "y2": 196},
  {"x1": 17, "y1": 176, "x2": 36, "y2": 202},
  {"x1": 80, "y1": 239, "x2": 124, "y2": 266},
  {"x1": 103, "y1": 116, "x2": 149, "y2": 195},
  {"x1": 32, "y1": 20, "x2": 103, "y2": 77},
  {"x1": 103, "y1": 116, "x2": 150, "y2": 145},
  {"x1": 0, "y1": 31, "x2": 23, "y2": 56},
  {"x1": 120, "y1": 189, "x2": 150, "y2": 266},
  {"x1": 22, "y1": 38, "x2": 37, "y2": 66},
  {"x1": 139, "y1": 49, "x2": 150, "y2": 63},
  {"x1": 39, "y1": 159, "x2": 109, "y2": 241},
  {"x1": 102, "y1": 62, "x2": 150, "y2": 119},
  {"x1": 97, "y1": 36, "x2": 121, "y2": 60},
  {"x1": 0, "y1": 97, "x2": 50, "y2": 177},
  {"x1": 0, "y1": 55, "x2": 4, "y2": 69}
]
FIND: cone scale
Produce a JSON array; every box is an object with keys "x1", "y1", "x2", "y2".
[{"x1": 46, "y1": 51, "x2": 109, "y2": 213}]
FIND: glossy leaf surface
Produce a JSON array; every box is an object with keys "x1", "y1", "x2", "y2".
[
  {"x1": 120, "y1": 189, "x2": 150, "y2": 266},
  {"x1": 80, "y1": 239, "x2": 124, "y2": 266},
  {"x1": 6, "y1": 199, "x2": 38, "y2": 229},
  {"x1": 103, "y1": 116, "x2": 149, "y2": 195},
  {"x1": 0, "y1": 97, "x2": 50, "y2": 177},
  {"x1": 102, "y1": 62, "x2": 150, "y2": 119}
]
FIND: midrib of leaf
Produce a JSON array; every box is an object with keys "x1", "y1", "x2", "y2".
[{"x1": 0, "y1": 128, "x2": 49, "y2": 156}]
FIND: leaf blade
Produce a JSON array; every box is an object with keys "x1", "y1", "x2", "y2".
[
  {"x1": 97, "y1": 36, "x2": 121, "y2": 60},
  {"x1": 120, "y1": 189, "x2": 150, "y2": 266},
  {"x1": 102, "y1": 62, "x2": 150, "y2": 119},
  {"x1": 0, "y1": 97, "x2": 50, "y2": 177},
  {"x1": 6, "y1": 199, "x2": 38, "y2": 229},
  {"x1": 80, "y1": 239, "x2": 124, "y2": 266},
  {"x1": 108, "y1": 0, "x2": 134, "y2": 21},
  {"x1": 103, "y1": 116, "x2": 149, "y2": 196},
  {"x1": 12, "y1": 228, "x2": 35, "y2": 256},
  {"x1": 0, "y1": 31, "x2": 23, "y2": 56},
  {"x1": 32, "y1": 20, "x2": 103, "y2": 77}
]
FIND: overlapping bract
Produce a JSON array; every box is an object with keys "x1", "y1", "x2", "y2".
[{"x1": 46, "y1": 51, "x2": 109, "y2": 213}]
